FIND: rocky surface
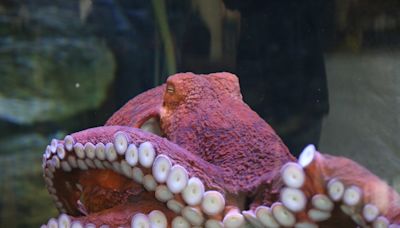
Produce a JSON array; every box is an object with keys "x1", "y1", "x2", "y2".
[
  {"x1": 0, "y1": 37, "x2": 114, "y2": 124},
  {"x1": 0, "y1": 0, "x2": 115, "y2": 124},
  {"x1": 0, "y1": 133, "x2": 58, "y2": 227},
  {"x1": 0, "y1": 1, "x2": 115, "y2": 227}
]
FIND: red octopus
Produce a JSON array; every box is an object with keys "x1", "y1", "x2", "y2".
[{"x1": 41, "y1": 72, "x2": 400, "y2": 228}]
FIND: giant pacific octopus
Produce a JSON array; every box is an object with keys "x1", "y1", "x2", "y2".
[{"x1": 41, "y1": 72, "x2": 400, "y2": 228}]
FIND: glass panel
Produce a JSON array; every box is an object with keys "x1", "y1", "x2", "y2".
[{"x1": 0, "y1": 0, "x2": 399, "y2": 227}]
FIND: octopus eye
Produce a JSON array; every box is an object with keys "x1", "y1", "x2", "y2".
[{"x1": 167, "y1": 84, "x2": 175, "y2": 94}]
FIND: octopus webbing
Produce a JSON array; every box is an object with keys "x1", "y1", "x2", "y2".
[{"x1": 41, "y1": 72, "x2": 400, "y2": 228}]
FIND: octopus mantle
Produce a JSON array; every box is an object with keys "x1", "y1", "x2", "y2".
[{"x1": 41, "y1": 72, "x2": 400, "y2": 228}]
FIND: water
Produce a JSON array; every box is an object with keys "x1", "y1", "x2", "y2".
[{"x1": 0, "y1": 0, "x2": 399, "y2": 227}]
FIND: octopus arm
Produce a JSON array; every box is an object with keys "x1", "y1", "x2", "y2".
[{"x1": 42, "y1": 126, "x2": 239, "y2": 227}]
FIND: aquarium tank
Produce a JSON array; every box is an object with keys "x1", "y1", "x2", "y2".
[{"x1": 0, "y1": 0, "x2": 399, "y2": 227}]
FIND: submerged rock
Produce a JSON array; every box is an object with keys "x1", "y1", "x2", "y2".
[
  {"x1": 0, "y1": 1, "x2": 115, "y2": 227},
  {"x1": 0, "y1": 1, "x2": 115, "y2": 124},
  {"x1": 0, "y1": 133, "x2": 57, "y2": 227},
  {"x1": 0, "y1": 37, "x2": 115, "y2": 124}
]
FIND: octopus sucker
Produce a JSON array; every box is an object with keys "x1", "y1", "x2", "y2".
[
  {"x1": 138, "y1": 142, "x2": 156, "y2": 168},
  {"x1": 343, "y1": 185, "x2": 362, "y2": 206},
  {"x1": 40, "y1": 72, "x2": 400, "y2": 227},
  {"x1": 242, "y1": 210, "x2": 264, "y2": 228},
  {"x1": 280, "y1": 162, "x2": 306, "y2": 189},
  {"x1": 280, "y1": 187, "x2": 307, "y2": 213},
  {"x1": 171, "y1": 216, "x2": 190, "y2": 228},
  {"x1": 153, "y1": 155, "x2": 173, "y2": 183},
  {"x1": 201, "y1": 190, "x2": 226, "y2": 216},
  {"x1": 363, "y1": 203, "x2": 380, "y2": 222},
  {"x1": 131, "y1": 213, "x2": 150, "y2": 228},
  {"x1": 327, "y1": 178, "x2": 345, "y2": 202},
  {"x1": 310, "y1": 194, "x2": 334, "y2": 214},
  {"x1": 143, "y1": 174, "x2": 157, "y2": 191},
  {"x1": 222, "y1": 207, "x2": 245, "y2": 227},
  {"x1": 166, "y1": 165, "x2": 189, "y2": 194},
  {"x1": 182, "y1": 177, "x2": 205, "y2": 206},
  {"x1": 149, "y1": 210, "x2": 168, "y2": 228},
  {"x1": 167, "y1": 199, "x2": 184, "y2": 214},
  {"x1": 155, "y1": 185, "x2": 174, "y2": 202},
  {"x1": 181, "y1": 206, "x2": 204, "y2": 226},
  {"x1": 271, "y1": 202, "x2": 296, "y2": 227},
  {"x1": 255, "y1": 206, "x2": 280, "y2": 227},
  {"x1": 307, "y1": 208, "x2": 331, "y2": 222}
]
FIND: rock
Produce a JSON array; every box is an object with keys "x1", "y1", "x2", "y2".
[
  {"x1": 0, "y1": 1, "x2": 91, "y2": 37},
  {"x1": 0, "y1": 0, "x2": 115, "y2": 124},
  {"x1": 0, "y1": 133, "x2": 57, "y2": 227},
  {"x1": 0, "y1": 132, "x2": 48, "y2": 155},
  {"x1": 0, "y1": 1, "x2": 115, "y2": 227},
  {"x1": 0, "y1": 37, "x2": 115, "y2": 124}
]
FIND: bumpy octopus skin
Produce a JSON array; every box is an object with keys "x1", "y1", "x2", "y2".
[{"x1": 41, "y1": 72, "x2": 400, "y2": 228}]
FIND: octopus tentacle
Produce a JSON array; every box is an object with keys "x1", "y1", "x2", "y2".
[
  {"x1": 41, "y1": 130, "x2": 400, "y2": 227},
  {"x1": 241, "y1": 145, "x2": 400, "y2": 227},
  {"x1": 300, "y1": 145, "x2": 400, "y2": 226},
  {"x1": 41, "y1": 126, "x2": 261, "y2": 227}
]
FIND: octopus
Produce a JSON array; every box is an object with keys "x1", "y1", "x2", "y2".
[{"x1": 41, "y1": 72, "x2": 400, "y2": 228}]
